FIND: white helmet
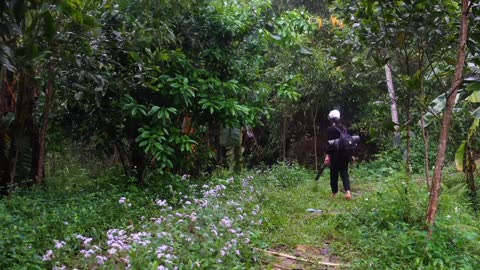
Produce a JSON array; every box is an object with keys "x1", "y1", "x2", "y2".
[{"x1": 328, "y1": 109, "x2": 340, "y2": 120}]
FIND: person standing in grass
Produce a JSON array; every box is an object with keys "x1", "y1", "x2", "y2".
[{"x1": 324, "y1": 109, "x2": 352, "y2": 200}]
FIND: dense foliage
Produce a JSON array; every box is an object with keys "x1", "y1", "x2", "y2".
[
  {"x1": 1, "y1": 158, "x2": 479, "y2": 269},
  {"x1": 0, "y1": 158, "x2": 264, "y2": 269},
  {"x1": 1, "y1": 0, "x2": 480, "y2": 269}
]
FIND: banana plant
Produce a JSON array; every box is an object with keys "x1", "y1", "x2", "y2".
[{"x1": 455, "y1": 80, "x2": 480, "y2": 202}]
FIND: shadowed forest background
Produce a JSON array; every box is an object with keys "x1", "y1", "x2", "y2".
[{"x1": 1, "y1": 0, "x2": 480, "y2": 269}]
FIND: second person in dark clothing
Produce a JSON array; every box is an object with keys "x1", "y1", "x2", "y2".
[{"x1": 324, "y1": 109, "x2": 352, "y2": 200}]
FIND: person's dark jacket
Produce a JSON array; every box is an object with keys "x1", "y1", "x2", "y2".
[{"x1": 326, "y1": 124, "x2": 352, "y2": 165}]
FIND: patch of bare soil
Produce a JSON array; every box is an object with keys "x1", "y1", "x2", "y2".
[{"x1": 260, "y1": 243, "x2": 346, "y2": 270}]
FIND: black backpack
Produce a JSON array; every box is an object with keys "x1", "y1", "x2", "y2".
[{"x1": 333, "y1": 126, "x2": 357, "y2": 154}]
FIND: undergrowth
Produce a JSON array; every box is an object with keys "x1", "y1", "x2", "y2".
[
  {"x1": 258, "y1": 160, "x2": 480, "y2": 270},
  {"x1": 1, "y1": 157, "x2": 479, "y2": 270},
  {"x1": 0, "y1": 162, "x2": 265, "y2": 269}
]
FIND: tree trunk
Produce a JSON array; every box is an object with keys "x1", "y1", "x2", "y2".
[
  {"x1": 283, "y1": 111, "x2": 287, "y2": 161},
  {"x1": 0, "y1": 71, "x2": 12, "y2": 195},
  {"x1": 466, "y1": 145, "x2": 477, "y2": 210},
  {"x1": 35, "y1": 68, "x2": 55, "y2": 184},
  {"x1": 385, "y1": 64, "x2": 400, "y2": 131},
  {"x1": 9, "y1": 72, "x2": 35, "y2": 189},
  {"x1": 313, "y1": 105, "x2": 318, "y2": 171},
  {"x1": 405, "y1": 106, "x2": 412, "y2": 178},
  {"x1": 420, "y1": 114, "x2": 430, "y2": 188},
  {"x1": 0, "y1": 131, "x2": 8, "y2": 195},
  {"x1": 426, "y1": 0, "x2": 470, "y2": 235},
  {"x1": 420, "y1": 69, "x2": 431, "y2": 189}
]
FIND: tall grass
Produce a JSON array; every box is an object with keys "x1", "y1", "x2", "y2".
[
  {"x1": 1, "y1": 156, "x2": 479, "y2": 269},
  {"x1": 0, "y1": 162, "x2": 264, "y2": 269},
  {"x1": 257, "y1": 161, "x2": 480, "y2": 269}
]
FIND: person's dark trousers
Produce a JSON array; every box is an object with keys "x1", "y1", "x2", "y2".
[{"x1": 330, "y1": 160, "x2": 350, "y2": 193}]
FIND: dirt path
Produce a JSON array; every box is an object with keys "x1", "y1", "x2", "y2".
[{"x1": 261, "y1": 244, "x2": 346, "y2": 269}]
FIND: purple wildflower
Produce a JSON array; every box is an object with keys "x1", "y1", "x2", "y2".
[
  {"x1": 96, "y1": 255, "x2": 108, "y2": 265},
  {"x1": 220, "y1": 217, "x2": 232, "y2": 228},
  {"x1": 42, "y1": 250, "x2": 54, "y2": 261},
  {"x1": 83, "y1": 238, "x2": 93, "y2": 247},
  {"x1": 54, "y1": 240, "x2": 66, "y2": 249},
  {"x1": 156, "y1": 199, "x2": 168, "y2": 207}
]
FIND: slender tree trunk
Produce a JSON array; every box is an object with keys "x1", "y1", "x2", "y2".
[
  {"x1": 313, "y1": 105, "x2": 318, "y2": 171},
  {"x1": 0, "y1": 135, "x2": 8, "y2": 195},
  {"x1": 35, "y1": 68, "x2": 55, "y2": 184},
  {"x1": 283, "y1": 111, "x2": 287, "y2": 161},
  {"x1": 0, "y1": 71, "x2": 12, "y2": 195},
  {"x1": 385, "y1": 64, "x2": 400, "y2": 132},
  {"x1": 466, "y1": 145, "x2": 477, "y2": 210},
  {"x1": 426, "y1": 0, "x2": 470, "y2": 235},
  {"x1": 115, "y1": 142, "x2": 130, "y2": 178},
  {"x1": 420, "y1": 115, "x2": 430, "y2": 187},
  {"x1": 8, "y1": 72, "x2": 34, "y2": 191},
  {"x1": 420, "y1": 70, "x2": 431, "y2": 189},
  {"x1": 405, "y1": 106, "x2": 412, "y2": 178}
]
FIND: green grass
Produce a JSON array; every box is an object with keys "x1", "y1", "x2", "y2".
[
  {"x1": 1, "y1": 159, "x2": 479, "y2": 269},
  {"x1": 256, "y1": 162, "x2": 480, "y2": 269},
  {"x1": 0, "y1": 162, "x2": 264, "y2": 269}
]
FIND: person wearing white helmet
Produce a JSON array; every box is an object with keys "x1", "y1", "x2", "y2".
[{"x1": 324, "y1": 109, "x2": 353, "y2": 200}]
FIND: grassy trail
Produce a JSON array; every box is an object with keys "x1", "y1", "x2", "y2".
[
  {"x1": 1, "y1": 162, "x2": 479, "y2": 269},
  {"x1": 256, "y1": 163, "x2": 480, "y2": 269},
  {"x1": 258, "y1": 167, "x2": 363, "y2": 269}
]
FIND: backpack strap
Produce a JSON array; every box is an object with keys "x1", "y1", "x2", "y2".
[{"x1": 333, "y1": 125, "x2": 344, "y2": 135}]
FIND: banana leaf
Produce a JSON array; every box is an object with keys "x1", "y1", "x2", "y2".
[{"x1": 220, "y1": 127, "x2": 242, "y2": 147}]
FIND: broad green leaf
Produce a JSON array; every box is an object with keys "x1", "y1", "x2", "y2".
[
  {"x1": 472, "y1": 106, "x2": 480, "y2": 119},
  {"x1": 129, "y1": 51, "x2": 140, "y2": 61},
  {"x1": 138, "y1": 107, "x2": 147, "y2": 116},
  {"x1": 43, "y1": 11, "x2": 56, "y2": 41},
  {"x1": 148, "y1": 106, "x2": 160, "y2": 116},
  {"x1": 220, "y1": 127, "x2": 242, "y2": 147},
  {"x1": 466, "y1": 91, "x2": 480, "y2": 103},
  {"x1": 270, "y1": 34, "x2": 281, "y2": 40},
  {"x1": 299, "y1": 47, "x2": 313, "y2": 55},
  {"x1": 166, "y1": 107, "x2": 177, "y2": 113},
  {"x1": 157, "y1": 110, "x2": 164, "y2": 120},
  {"x1": 159, "y1": 53, "x2": 169, "y2": 61},
  {"x1": 455, "y1": 141, "x2": 466, "y2": 172},
  {"x1": 467, "y1": 119, "x2": 480, "y2": 139},
  {"x1": 466, "y1": 81, "x2": 480, "y2": 92},
  {"x1": 0, "y1": 45, "x2": 16, "y2": 71},
  {"x1": 0, "y1": 112, "x2": 15, "y2": 129}
]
